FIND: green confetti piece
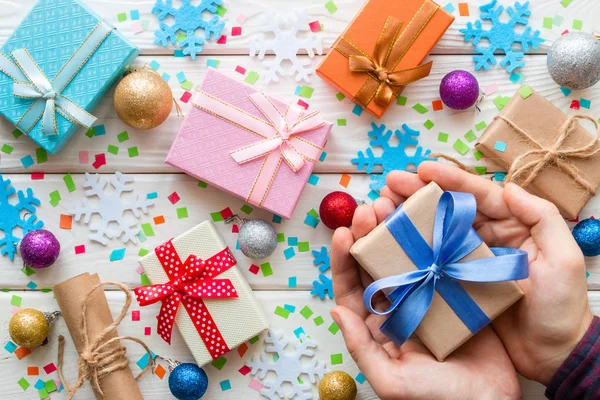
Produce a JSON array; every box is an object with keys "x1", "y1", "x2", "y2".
[
  {"x1": 1, "y1": 144, "x2": 13, "y2": 154},
  {"x1": 300, "y1": 306, "x2": 314, "y2": 319},
  {"x1": 22, "y1": 265, "x2": 36, "y2": 276},
  {"x1": 330, "y1": 353, "x2": 343, "y2": 365},
  {"x1": 464, "y1": 130, "x2": 477, "y2": 143},
  {"x1": 275, "y1": 306, "x2": 291, "y2": 319},
  {"x1": 241, "y1": 204, "x2": 253, "y2": 214},
  {"x1": 543, "y1": 17, "x2": 553, "y2": 29},
  {"x1": 298, "y1": 242, "x2": 310, "y2": 252},
  {"x1": 212, "y1": 356, "x2": 227, "y2": 370},
  {"x1": 117, "y1": 131, "x2": 129, "y2": 143},
  {"x1": 176, "y1": 32, "x2": 187, "y2": 42},
  {"x1": 572, "y1": 19, "x2": 583, "y2": 30},
  {"x1": 313, "y1": 316, "x2": 324, "y2": 326},
  {"x1": 475, "y1": 121, "x2": 487, "y2": 131},
  {"x1": 474, "y1": 150, "x2": 484, "y2": 161},
  {"x1": 44, "y1": 380, "x2": 57, "y2": 393},
  {"x1": 85, "y1": 128, "x2": 95, "y2": 138},
  {"x1": 519, "y1": 85, "x2": 533, "y2": 99},
  {"x1": 140, "y1": 273, "x2": 151, "y2": 286},
  {"x1": 335, "y1": 92, "x2": 345, "y2": 101},
  {"x1": 176, "y1": 207, "x2": 188, "y2": 219},
  {"x1": 277, "y1": 233, "x2": 285, "y2": 242},
  {"x1": 197, "y1": 180, "x2": 208, "y2": 188},
  {"x1": 437, "y1": 132, "x2": 448, "y2": 143},
  {"x1": 49, "y1": 190, "x2": 61, "y2": 207},
  {"x1": 261, "y1": 262, "x2": 273, "y2": 277},
  {"x1": 298, "y1": 85, "x2": 314, "y2": 98},
  {"x1": 307, "y1": 208, "x2": 319, "y2": 218},
  {"x1": 10, "y1": 294, "x2": 22, "y2": 307},
  {"x1": 107, "y1": 144, "x2": 119, "y2": 155},
  {"x1": 138, "y1": 248, "x2": 149, "y2": 257},
  {"x1": 561, "y1": 0, "x2": 572, "y2": 6},
  {"x1": 244, "y1": 71, "x2": 260, "y2": 84},
  {"x1": 453, "y1": 139, "x2": 469, "y2": 155},
  {"x1": 63, "y1": 173, "x2": 76, "y2": 193},
  {"x1": 474, "y1": 166, "x2": 487, "y2": 175},
  {"x1": 216, "y1": 5, "x2": 227, "y2": 17},
  {"x1": 141, "y1": 223, "x2": 155, "y2": 237},
  {"x1": 396, "y1": 95, "x2": 407, "y2": 106},
  {"x1": 181, "y1": 80, "x2": 193, "y2": 90},
  {"x1": 17, "y1": 377, "x2": 29, "y2": 391},
  {"x1": 117, "y1": 12, "x2": 127, "y2": 22},
  {"x1": 36, "y1": 148, "x2": 48, "y2": 164},
  {"x1": 493, "y1": 95, "x2": 510, "y2": 110},
  {"x1": 249, "y1": 335, "x2": 260, "y2": 344},
  {"x1": 128, "y1": 147, "x2": 139, "y2": 158},
  {"x1": 327, "y1": 322, "x2": 340, "y2": 335},
  {"x1": 210, "y1": 211, "x2": 224, "y2": 222},
  {"x1": 423, "y1": 119, "x2": 434, "y2": 130},
  {"x1": 12, "y1": 129, "x2": 23, "y2": 139},
  {"x1": 325, "y1": 0, "x2": 338, "y2": 14},
  {"x1": 337, "y1": 118, "x2": 347, "y2": 126},
  {"x1": 413, "y1": 103, "x2": 428, "y2": 114},
  {"x1": 38, "y1": 388, "x2": 49, "y2": 399}
]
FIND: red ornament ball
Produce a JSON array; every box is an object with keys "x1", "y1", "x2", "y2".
[{"x1": 319, "y1": 192, "x2": 358, "y2": 230}]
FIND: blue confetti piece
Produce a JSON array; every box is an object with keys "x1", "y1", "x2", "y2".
[
  {"x1": 284, "y1": 247, "x2": 296, "y2": 260},
  {"x1": 110, "y1": 248, "x2": 126, "y2": 262},
  {"x1": 580, "y1": 98, "x2": 591, "y2": 109},
  {"x1": 137, "y1": 231, "x2": 147, "y2": 243},
  {"x1": 34, "y1": 379, "x2": 45, "y2": 390},
  {"x1": 293, "y1": 327, "x2": 305, "y2": 338},
  {"x1": 587, "y1": 271, "x2": 590, "y2": 279},
  {"x1": 560, "y1": 87, "x2": 572, "y2": 97},
  {"x1": 272, "y1": 214, "x2": 282, "y2": 224},
  {"x1": 174, "y1": 50, "x2": 185, "y2": 57},
  {"x1": 355, "y1": 372, "x2": 366, "y2": 384},
  {"x1": 284, "y1": 304, "x2": 296, "y2": 313},
  {"x1": 494, "y1": 171, "x2": 507, "y2": 181},
  {"x1": 176, "y1": 71, "x2": 187, "y2": 84},
  {"x1": 27, "y1": 281, "x2": 37, "y2": 290},
  {"x1": 509, "y1": 72, "x2": 520, "y2": 84},
  {"x1": 136, "y1": 351, "x2": 156, "y2": 370},
  {"x1": 288, "y1": 276, "x2": 297, "y2": 288},
  {"x1": 443, "y1": 2, "x2": 455, "y2": 13},
  {"x1": 147, "y1": 192, "x2": 158, "y2": 199},
  {"x1": 288, "y1": 237, "x2": 298, "y2": 246},
  {"x1": 93, "y1": 124, "x2": 106, "y2": 136},
  {"x1": 4, "y1": 341, "x2": 16, "y2": 353},
  {"x1": 149, "y1": 60, "x2": 160, "y2": 70},
  {"x1": 307, "y1": 174, "x2": 319, "y2": 186},
  {"x1": 161, "y1": 72, "x2": 171, "y2": 82},
  {"x1": 130, "y1": 9, "x2": 140, "y2": 20},
  {"x1": 352, "y1": 104, "x2": 363, "y2": 116},
  {"x1": 236, "y1": 240, "x2": 240, "y2": 250},
  {"x1": 494, "y1": 140, "x2": 507, "y2": 152},
  {"x1": 220, "y1": 379, "x2": 232, "y2": 391},
  {"x1": 367, "y1": 190, "x2": 380, "y2": 201},
  {"x1": 304, "y1": 214, "x2": 319, "y2": 228},
  {"x1": 319, "y1": 151, "x2": 327, "y2": 162},
  {"x1": 21, "y1": 155, "x2": 34, "y2": 169},
  {"x1": 207, "y1": 59, "x2": 219, "y2": 68},
  {"x1": 294, "y1": 86, "x2": 302, "y2": 95}
]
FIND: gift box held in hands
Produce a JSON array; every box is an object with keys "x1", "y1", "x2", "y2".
[
  {"x1": 0, "y1": 0, "x2": 139, "y2": 154},
  {"x1": 166, "y1": 68, "x2": 332, "y2": 219},
  {"x1": 135, "y1": 221, "x2": 268, "y2": 367},
  {"x1": 476, "y1": 86, "x2": 600, "y2": 219},
  {"x1": 350, "y1": 182, "x2": 528, "y2": 361},
  {"x1": 316, "y1": 0, "x2": 454, "y2": 118}
]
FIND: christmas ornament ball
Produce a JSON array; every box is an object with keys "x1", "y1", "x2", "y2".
[
  {"x1": 169, "y1": 363, "x2": 208, "y2": 400},
  {"x1": 320, "y1": 191, "x2": 358, "y2": 230},
  {"x1": 439, "y1": 70, "x2": 480, "y2": 110},
  {"x1": 9, "y1": 308, "x2": 49, "y2": 348},
  {"x1": 20, "y1": 230, "x2": 60, "y2": 269},
  {"x1": 114, "y1": 69, "x2": 173, "y2": 130},
  {"x1": 238, "y1": 219, "x2": 278, "y2": 259},
  {"x1": 318, "y1": 371, "x2": 358, "y2": 400},
  {"x1": 572, "y1": 218, "x2": 600, "y2": 257},
  {"x1": 547, "y1": 32, "x2": 600, "y2": 90}
]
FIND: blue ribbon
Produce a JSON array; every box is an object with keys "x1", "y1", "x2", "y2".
[
  {"x1": 0, "y1": 20, "x2": 113, "y2": 136},
  {"x1": 363, "y1": 191, "x2": 529, "y2": 346}
]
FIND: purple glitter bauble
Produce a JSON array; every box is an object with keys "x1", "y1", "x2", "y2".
[
  {"x1": 439, "y1": 70, "x2": 480, "y2": 110},
  {"x1": 20, "y1": 230, "x2": 60, "y2": 269}
]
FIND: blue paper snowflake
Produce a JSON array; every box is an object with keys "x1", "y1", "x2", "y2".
[
  {"x1": 0, "y1": 175, "x2": 43, "y2": 260},
  {"x1": 152, "y1": 0, "x2": 225, "y2": 59},
  {"x1": 352, "y1": 123, "x2": 433, "y2": 192},
  {"x1": 312, "y1": 246, "x2": 330, "y2": 273},
  {"x1": 460, "y1": 0, "x2": 544, "y2": 73},
  {"x1": 311, "y1": 274, "x2": 333, "y2": 300}
]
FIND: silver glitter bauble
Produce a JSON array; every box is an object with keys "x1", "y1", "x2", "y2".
[
  {"x1": 238, "y1": 219, "x2": 278, "y2": 259},
  {"x1": 547, "y1": 32, "x2": 600, "y2": 90}
]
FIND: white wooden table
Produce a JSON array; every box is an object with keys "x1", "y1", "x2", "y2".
[{"x1": 1, "y1": 0, "x2": 599, "y2": 399}]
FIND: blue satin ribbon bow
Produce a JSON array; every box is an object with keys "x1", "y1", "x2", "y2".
[
  {"x1": 0, "y1": 21, "x2": 113, "y2": 136},
  {"x1": 363, "y1": 191, "x2": 529, "y2": 347}
]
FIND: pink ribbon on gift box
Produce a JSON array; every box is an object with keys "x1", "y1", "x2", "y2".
[{"x1": 193, "y1": 91, "x2": 326, "y2": 207}]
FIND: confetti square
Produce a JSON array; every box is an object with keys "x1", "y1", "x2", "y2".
[
  {"x1": 519, "y1": 85, "x2": 533, "y2": 99},
  {"x1": 313, "y1": 316, "x2": 324, "y2": 326},
  {"x1": 15, "y1": 347, "x2": 31, "y2": 359},
  {"x1": 177, "y1": 207, "x2": 188, "y2": 219},
  {"x1": 413, "y1": 103, "x2": 428, "y2": 114},
  {"x1": 423, "y1": 119, "x2": 435, "y2": 130},
  {"x1": 235, "y1": 65, "x2": 246, "y2": 75},
  {"x1": 277, "y1": 233, "x2": 285, "y2": 243},
  {"x1": 352, "y1": 104, "x2": 363, "y2": 116},
  {"x1": 464, "y1": 130, "x2": 477, "y2": 143},
  {"x1": 212, "y1": 356, "x2": 227, "y2": 370},
  {"x1": 543, "y1": 17, "x2": 553, "y2": 29},
  {"x1": 475, "y1": 121, "x2": 487, "y2": 131},
  {"x1": 330, "y1": 353, "x2": 343, "y2": 365},
  {"x1": 11, "y1": 295, "x2": 22, "y2": 307},
  {"x1": 474, "y1": 166, "x2": 487, "y2": 175},
  {"x1": 249, "y1": 264, "x2": 260, "y2": 275},
  {"x1": 275, "y1": 306, "x2": 291, "y2": 319},
  {"x1": 396, "y1": 95, "x2": 407, "y2": 106},
  {"x1": 180, "y1": 91, "x2": 192, "y2": 103},
  {"x1": 337, "y1": 118, "x2": 347, "y2": 126},
  {"x1": 300, "y1": 306, "x2": 314, "y2": 319},
  {"x1": 43, "y1": 363, "x2": 56, "y2": 374},
  {"x1": 128, "y1": 147, "x2": 139, "y2": 158},
  {"x1": 298, "y1": 242, "x2": 310, "y2": 252},
  {"x1": 144, "y1": 326, "x2": 151, "y2": 335},
  {"x1": 130, "y1": 9, "x2": 140, "y2": 20},
  {"x1": 238, "y1": 343, "x2": 249, "y2": 357},
  {"x1": 244, "y1": 71, "x2": 260, "y2": 85},
  {"x1": 580, "y1": 98, "x2": 591, "y2": 109},
  {"x1": 131, "y1": 310, "x2": 140, "y2": 321},
  {"x1": 325, "y1": 0, "x2": 338, "y2": 14},
  {"x1": 307, "y1": 174, "x2": 319, "y2": 186},
  {"x1": 288, "y1": 276, "x2": 297, "y2": 288},
  {"x1": 572, "y1": 19, "x2": 583, "y2": 30},
  {"x1": 249, "y1": 378, "x2": 263, "y2": 392},
  {"x1": 284, "y1": 305, "x2": 296, "y2": 314},
  {"x1": 216, "y1": 5, "x2": 227, "y2": 16},
  {"x1": 167, "y1": 192, "x2": 180, "y2": 204},
  {"x1": 453, "y1": 139, "x2": 469, "y2": 155},
  {"x1": 494, "y1": 172, "x2": 507, "y2": 181},
  {"x1": 261, "y1": 262, "x2": 273, "y2": 277},
  {"x1": 458, "y1": 3, "x2": 469, "y2": 16},
  {"x1": 241, "y1": 204, "x2": 253, "y2": 214},
  {"x1": 437, "y1": 132, "x2": 449, "y2": 143},
  {"x1": 74, "y1": 245, "x2": 85, "y2": 254},
  {"x1": 239, "y1": 366, "x2": 251, "y2": 376},
  {"x1": 79, "y1": 151, "x2": 89, "y2": 164},
  {"x1": 339, "y1": 174, "x2": 351, "y2": 188},
  {"x1": 432, "y1": 100, "x2": 443, "y2": 111},
  {"x1": 284, "y1": 247, "x2": 296, "y2": 260},
  {"x1": 21, "y1": 155, "x2": 34, "y2": 169},
  {"x1": 107, "y1": 144, "x2": 119, "y2": 155},
  {"x1": 356, "y1": 372, "x2": 366, "y2": 384},
  {"x1": 1, "y1": 144, "x2": 13, "y2": 154},
  {"x1": 4, "y1": 341, "x2": 16, "y2": 353},
  {"x1": 293, "y1": 327, "x2": 305, "y2": 338},
  {"x1": 217, "y1": 35, "x2": 227, "y2": 44},
  {"x1": 494, "y1": 141, "x2": 507, "y2": 152},
  {"x1": 117, "y1": 12, "x2": 127, "y2": 22},
  {"x1": 336, "y1": 92, "x2": 345, "y2": 101},
  {"x1": 443, "y1": 3, "x2": 456, "y2": 13},
  {"x1": 304, "y1": 214, "x2": 320, "y2": 228},
  {"x1": 155, "y1": 364, "x2": 166, "y2": 379},
  {"x1": 28, "y1": 367, "x2": 39, "y2": 376},
  {"x1": 288, "y1": 236, "x2": 298, "y2": 246},
  {"x1": 60, "y1": 214, "x2": 72, "y2": 229},
  {"x1": 309, "y1": 21, "x2": 322, "y2": 32},
  {"x1": 18, "y1": 377, "x2": 29, "y2": 391},
  {"x1": 109, "y1": 248, "x2": 126, "y2": 262},
  {"x1": 117, "y1": 131, "x2": 129, "y2": 143}
]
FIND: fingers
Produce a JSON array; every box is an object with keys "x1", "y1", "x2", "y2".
[
  {"x1": 503, "y1": 183, "x2": 583, "y2": 266},
  {"x1": 373, "y1": 197, "x2": 397, "y2": 224},
  {"x1": 383, "y1": 170, "x2": 428, "y2": 206},
  {"x1": 351, "y1": 204, "x2": 378, "y2": 241},
  {"x1": 331, "y1": 306, "x2": 391, "y2": 386},
  {"x1": 418, "y1": 161, "x2": 512, "y2": 220}
]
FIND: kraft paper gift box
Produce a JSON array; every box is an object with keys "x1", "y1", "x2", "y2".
[
  {"x1": 135, "y1": 221, "x2": 268, "y2": 367},
  {"x1": 166, "y1": 68, "x2": 332, "y2": 219},
  {"x1": 350, "y1": 182, "x2": 525, "y2": 361},
  {"x1": 316, "y1": 0, "x2": 454, "y2": 118},
  {"x1": 0, "y1": 0, "x2": 139, "y2": 154},
  {"x1": 475, "y1": 86, "x2": 600, "y2": 219}
]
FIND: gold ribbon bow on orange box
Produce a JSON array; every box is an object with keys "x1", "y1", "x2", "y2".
[{"x1": 333, "y1": 7, "x2": 438, "y2": 109}]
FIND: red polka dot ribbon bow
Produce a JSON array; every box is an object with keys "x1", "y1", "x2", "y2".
[{"x1": 134, "y1": 240, "x2": 238, "y2": 359}]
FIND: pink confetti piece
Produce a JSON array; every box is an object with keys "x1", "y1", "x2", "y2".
[
  {"x1": 562, "y1": 29, "x2": 570, "y2": 35},
  {"x1": 236, "y1": 14, "x2": 248, "y2": 24},
  {"x1": 248, "y1": 378, "x2": 263, "y2": 392},
  {"x1": 74, "y1": 245, "x2": 86, "y2": 255},
  {"x1": 297, "y1": 99, "x2": 309, "y2": 109},
  {"x1": 79, "y1": 151, "x2": 89, "y2": 164},
  {"x1": 135, "y1": 265, "x2": 144, "y2": 274},
  {"x1": 180, "y1": 91, "x2": 192, "y2": 103},
  {"x1": 11, "y1": 306, "x2": 22, "y2": 314},
  {"x1": 131, "y1": 20, "x2": 144, "y2": 34},
  {"x1": 217, "y1": 35, "x2": 227, "y2": 44},
  {"x1": 231, "y1": 26, "x2": 242, "y2": 36},
  {"x1": 131, "y1": 310, "x2": 140, "y2": 321},
  {"x1": 308, "y1": 21, "x2": 321, "y2": 32},
  {"x1": 235, "y1": 65, "x2": 246, "y2": 75},
  {"x1": 167, "y1": 192, "x2": 180, "y2": 204},
  {"x1": 31, "y1": 173, "x2": 44, "y2": 180},
  {"x1": 484, "y1": 83, "x2": 498, "y2": 95},
  {"x1": 238, "y1": 366, "x2": 251, "y2": 375},
  {"x1": 144, "y1": 326, "x2": 151, "y2": 335},
  {"x1": 43, "y1": 363, "x2": 57, "y2": 374}
]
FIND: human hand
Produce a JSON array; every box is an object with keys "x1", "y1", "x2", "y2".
[
  {"x1": 330, "y1": 171, "x2": 521, "y2": 400},
  {"x1": 380, "y1": 161, "x2": 594, "y2": 385}
]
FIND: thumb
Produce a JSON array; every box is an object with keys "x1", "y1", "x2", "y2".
[
  {"x1": 331, "y1": 306, "x2": 391, "y2": 386},
  {"x1": 503, "y1": 183, "x2": 582, "y2": 265}
]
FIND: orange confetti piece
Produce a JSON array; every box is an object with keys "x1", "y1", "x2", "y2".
[
  {"x1": 458, "y1": 3, "x2": 469, "y2": 16},
  {"x1": 60, "y1": 214, "x2": 73, "y2": 229},
  {"x1": 339, "y1": 174, "x2": 351, "y2": 188},
  {"x1": 155, "y1": 364, "x2": 166, "y2": 380},
  {"x1": 153, "y1": 215, "x2": 165, "y2": 225},
  {"x1": 15, "y1": 347, "x2": 31, "y2": 360},
  {"x1": 432, "y1": 99, "x2": 443, "y2": 111},
  {"x1": 27, "y1": 366, "x2": 39, "y2": 375},
  {"x1": 238, "y1": 342, "x2": 249, "y2": 357}
]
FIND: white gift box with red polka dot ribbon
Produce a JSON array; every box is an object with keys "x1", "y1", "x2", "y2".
[{"x1": 137, "y1": 220, "x2": 268, "y2": 367}]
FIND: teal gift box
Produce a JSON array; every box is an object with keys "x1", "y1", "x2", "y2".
[{"x1": 0, "y1": 0, "x2": 139, "y2": 154}]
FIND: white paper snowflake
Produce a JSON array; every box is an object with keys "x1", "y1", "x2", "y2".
[
  {"x1": 69, "y1": 172, "x2": 154, "y2": 245},
  {"x1": 247, "y1": 329, "x2": 327, "y2": 399},
  {"x1": 249, "y1": 10, "x2": 323, "y2": 83}
]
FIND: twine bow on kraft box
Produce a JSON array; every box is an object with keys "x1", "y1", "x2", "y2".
[
  {"x1": 476, "y1": 86, "x2": 600, "y2": 219},
  {"x1": 316, "y1": 0, "x2": 454, "y2": 119}
]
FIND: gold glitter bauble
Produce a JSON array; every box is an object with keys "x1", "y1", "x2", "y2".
[
  {"x1": 114, "y1": 69, "x2": 173, "y2": 130},
  {"x1": 9, "y1": 308, "x2": 49, "y2": 348},
  {"x1": 318, "y1": 371, "x2": 357, "y2": 400}
]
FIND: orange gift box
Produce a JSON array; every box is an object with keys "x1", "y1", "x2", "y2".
[{"x1": 316, "y1": 0, "x2": 454, "y2": 118}]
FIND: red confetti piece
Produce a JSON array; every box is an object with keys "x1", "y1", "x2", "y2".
[
  {"x1": 220, "y1": 207, "x2": 234, "y2": 219},
  {"x1": 432, "y1": 100, "x2": 443, "y2": 111},
  {"x1": 167, "y1": 192, "x2": 180, "y2": 204},
  {"x1": 297, "y1": 99, "x2": 309, "y2": 109},
  {"x1": 308, "y1": 21, "x2": 321, "y2": 32},
  {"x1": 131, "y1": 310, "x2": 140, "y2": 321},
  {"x1": 92, "y1": 153, "x2": 106, "y2": 169},
  {"x1": 238, "y1": 365, "x2": 251, "y2": 375},
  {"x1": 249, "y1": 264, "x2": 260, "y2": 275},
  {"x1": 570, "y1": 100, "x2": 580, "y2": 110},
  {"x1": 180, "y1": 91, "x2": 192, "y2": 103},
  {"x1": 31, "y1": 173, "x2": 44, "y2": 180},
  {"x1": 231, "y1": 26, "x2": 242, "y2": 36},
  {"x1": 74, "y1": 245, "x2": 86, "y2": 255},
  {"x1": 568, "y1": 216, "x2": 579, "y2": 222},
  {"x1": 217, "y1": 35, "x2": 227, "y2": 44},
  {"x1": 235, "y1": 65, "x2": 246, "y2": 75},
  {"x1": 231, "y1": 224, "x2": 239, "y2": 233},
  {"x1": 144, "y1": 326, "x2": 151, "y2": 335},
  {"x1": 237, "y1": 342, "x2": 249, "y2": 357},
  {"x1": 43, "y1": 363, "x2": 57, "y2": 374},
  {"x1": 562, "y1": 29, "x2": 570, "y2": 35}
]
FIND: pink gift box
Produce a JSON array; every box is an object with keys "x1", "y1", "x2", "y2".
[{"x1": 166, "y1": 69, "x2": 332, "y2": 218}]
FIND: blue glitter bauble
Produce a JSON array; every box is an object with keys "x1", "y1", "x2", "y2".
[
  {"x1": 169, "y1": 363, "x2": 208, "y2": 400},
  {"x1": 572, "y1": 218, "x2": 600, "y2": 256}
]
